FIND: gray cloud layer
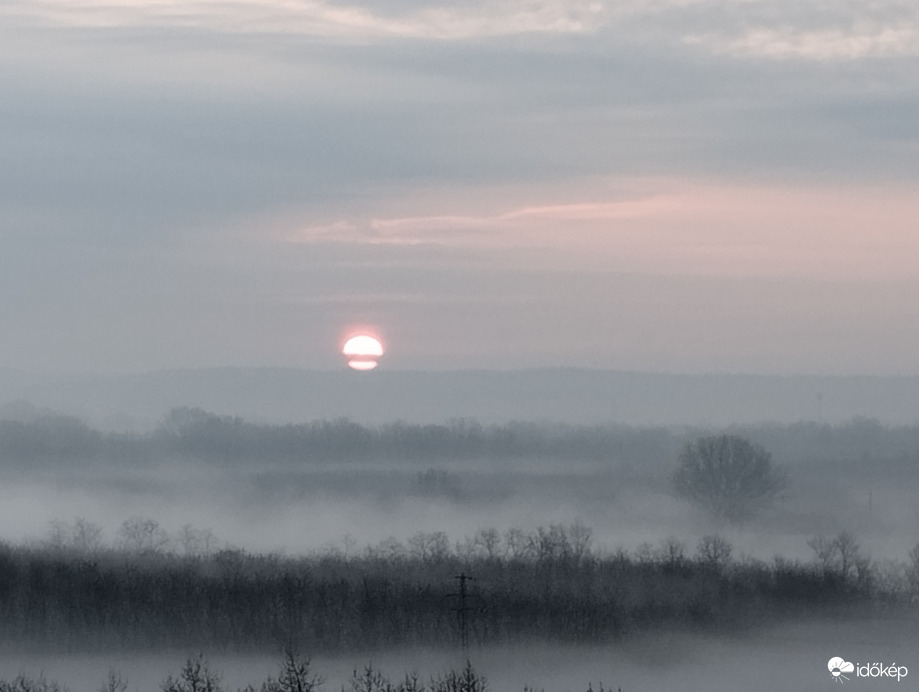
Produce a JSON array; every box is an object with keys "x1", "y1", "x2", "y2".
[{"x1": 1, "y1": 1, "x2": 917, "y2": 373}]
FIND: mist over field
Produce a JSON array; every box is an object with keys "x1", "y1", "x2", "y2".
[
  {"x1": 0, "y1": 390, "x2": 917, "y2": 560},
  {"x1": 1, "y1": 381, "x2": 918, "y2": 689},
  {"x1": 5, "y1": 0, "x2": 919, "y2": 685},
  {"x1": 8, "y1": 622, "x2": 919, "y2": 692}
]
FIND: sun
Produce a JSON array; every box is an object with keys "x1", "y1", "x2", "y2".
[{"x1": 342, "y1": 333, "x2": 384, "y2": 371}]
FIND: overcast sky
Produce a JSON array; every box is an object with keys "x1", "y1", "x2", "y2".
[{"x1": 2, "y1": 0, "x2": 918, "y2": 374}]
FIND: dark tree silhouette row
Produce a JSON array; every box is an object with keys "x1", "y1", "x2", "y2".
[
  {"x1": 0, "y1": 528, "x2": 899, "y2": 654},
  {"x1": 2, "y1": 652, "x2": 626, "y2": 692}
]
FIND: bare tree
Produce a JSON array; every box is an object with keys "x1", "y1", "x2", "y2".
[
  {"x1": 472, "y1": 528, "x2": 501, "y2": 559},
  {"x1": 46, "y1": 519, "x2": 70, "y2": 551},
  {"x1": 696, "y1": 534, "x2": 733, "y2": 567},
  {"x1": 118, "y1": 517, "x2": 170, "y2": 553},
  {"x1": 429, "y1": 661, "x2": 488, "y2": 692},
  {"x1": 161, "y1": 655, "x2": 222, "y2": 692},
  {"x1": 368, "y1": 536, "x2": 406, "y2": 561},
  {"x1": 656, "y1": 536, "x2": 687, "y2": 566},
  {"x1": 807, "y1": 535, "x2": 838, "y2": 575},
  {"x1": 528, "y1": 525, "x2": 571, "y2": 562},
  {"x1": 176, "y1": 524, "x2": 219, "y2": 557},
  {"x1": 0, "y1": 673, "x2": 68, "y2": 692},
  {"x1": 407, "y1": 531, "x2": 450, "y2": 562},
  {"x1": 673, "y1": 434, "x2": 786, "y2": 523},
  {"x1": 72, "y1": 518, "x2": 104, "y2": 552},
  {"x1": 808, "y1": 531, "x2": 866, "y2": 583},
  {"x1": 98, "y1": 670, "x2": 128, "y2": 692},
  {"x1": 261, "y1": 651, "x2": 323, "y2": 692},
  {"x1": 568, "y1": 519, "x2": 593, "y2": 561},
  {"x1": 834, "y1": 531, "x2": 862, "y2": 580},
  {"x1": 503, "y1": 528, "x2": 531, "y2": 560},
  {"x1": 46, "y1": 518, "x2": 103, "y2": 552}
]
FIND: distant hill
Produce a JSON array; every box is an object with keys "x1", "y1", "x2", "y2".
[{"x1": 0, "y1": 367, "x2": 918, "y2": 431}]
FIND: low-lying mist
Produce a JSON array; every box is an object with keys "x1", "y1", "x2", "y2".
[
  {"x1": 0, "y1": 408, "x2": 917, "y2": 562},
  {"x1": 1, "y1": 407, "x2": 918, "y2": 690},
  {"x1": 6, "y1": 620, "x2": 918, "y2": 692}
]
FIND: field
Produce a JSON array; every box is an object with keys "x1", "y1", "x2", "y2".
[{"x1": 1, "y1": 412, "x2": 918, "y2": 690}]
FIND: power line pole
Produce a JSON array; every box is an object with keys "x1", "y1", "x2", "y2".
[{"x1": 451, "y1": 572, "x2": 476, "y2": 656}]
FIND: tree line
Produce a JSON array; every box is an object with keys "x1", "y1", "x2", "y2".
[
  {"x1": 0, "y1": 523, "x2": 914, "y2": 654},
  {"x1": 2, "y1": 652, "x2": 625, "y2": 692},
  {"x1": 2, "y1": 407, "x2": 919, "y2": 467}
]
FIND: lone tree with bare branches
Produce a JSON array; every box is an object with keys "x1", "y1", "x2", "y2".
[{"x1": 674, "y1": 434, "x2": 786, "y2": 523}]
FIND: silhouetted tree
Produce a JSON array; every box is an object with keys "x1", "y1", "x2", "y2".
[
  {"x1": 673, "y1": 434, "x2": 786, "y2": 523},
  {"x1": 176, "y1": 524, "x2": 219, "y2": 556},
  {"x1": 0, "y1": 674, "x2": 68, "y2": 692},
  {"x1": 45, "y1": 517, "x2": 103, "y2": 552},
  {"x1": 98, "y1": 670, "x2": 128, "y2": 692},
  {"x1": 472, "y1": 528, "x2": 501, "y2": 559},
  {"x1": 808, "y1": 531, "x2": 869, "y2": 586},
  {"x1": 161, "y1": 654, "x2": 222, "y2": 692},
  {"x1": 407, "y1": 532, "x2": 450, "y2": 562},
  {"x1": 118, "y1": 517, "x2": 169, "y2": 553},
  {"x1": 696, "y1": 534, "x2": 733, "y2": 567},
  {"x1": 429, "y1": 661, "x2": 488, "y2": 692},
  {"x1": 260, "y1": 651, "x2": 323, "y2": 692}
]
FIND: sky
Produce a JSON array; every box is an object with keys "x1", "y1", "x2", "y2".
[{"x1": 1, "y1": 0, "x2": 918, "y2": 374}]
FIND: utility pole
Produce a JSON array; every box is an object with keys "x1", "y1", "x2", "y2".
[{"x1": 451, "y1": 572, "x2": 476, "y2": 656}]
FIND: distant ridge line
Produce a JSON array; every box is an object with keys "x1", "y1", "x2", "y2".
[{"x1": 1, "y1": 367, "x2": 918, "y2": 431}]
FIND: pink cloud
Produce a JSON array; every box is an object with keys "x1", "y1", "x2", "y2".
[{"x1": 287, "y1": 178, "x2": 919, "y2": 281}]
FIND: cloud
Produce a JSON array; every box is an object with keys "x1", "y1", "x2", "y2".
[
  {"x1": 287, "y1": 194, "x2": 675, "y2": 252},
  {"x1": 292, "y1": 217, "x2": 496, "y2": 246},
  {"x1": 674, "y1": 0, "x2": 919, "y2": 60},
  {"x1": 2, "y1": 0, "x2": 918, "y2": 374},
  {"x1": 2, "y1": 0, "x2": 608, "y2": 40},
  {"x1": 6, "y1": 0, "x2": 918, "y2": 64},
  {"x1": 286, "y1": 179, "x2": 919, "y2": 281},
  {"x1": 687, "y1": 25, "x2": 919, "y2": 61}
]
